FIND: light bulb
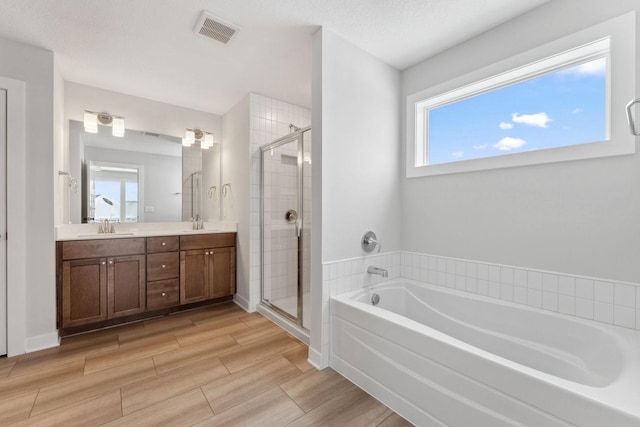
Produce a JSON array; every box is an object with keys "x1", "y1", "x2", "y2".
[
  {"x1": 185, "y1": 129, "x2": 195, "y2": 144},
  {"x1": 182, "y1": 138, "x2": 192, "y2": 147},
  {"x1": 84, "y1": 111, "x2": 98, "y2": 133},
  {"x1": 112, "y1": 117, "x2": 125, "y2": 137}
]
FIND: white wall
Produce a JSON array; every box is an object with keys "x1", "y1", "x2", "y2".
[
  {"x1": 310, "y1": 28, "x2": 401, "y2": 367},
  {"x1": 320, "y1": 30, "x2": 402, "y2": 262},
  {"x1": 222, "y1": 95, "x2": 251, "y2": 310},
  {"x1": 401, "y1": 1, "x2": 640, "y2": 284},
  {"x1": 309, "y1": 28, "x2": 324, "y2": 368},
  {"x1": 54, "y1": 59, "x2": 66, "y2": 226},
  {"x1": 63, "y1": 82, "x2": 223, "y2": 224},
  {"x1": 0, "y1": 37, "x2": 57, "y2": 352}
]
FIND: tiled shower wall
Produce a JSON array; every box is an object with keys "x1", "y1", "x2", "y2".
[
  {"x1": 262, "y1": 144, "x2": 298, "y2": 302},
  {"x1": 248, "y1": 94, "x2": 311, "y2": 309},
  {"x1": 325, "y1": 251, "x2": 640, "y2": 342}
]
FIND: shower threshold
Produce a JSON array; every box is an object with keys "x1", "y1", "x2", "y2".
[{"x1": 257, "y1": 301, "x2": 310, "y2": 345}]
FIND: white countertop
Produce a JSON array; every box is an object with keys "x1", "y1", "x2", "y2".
[{"x1": 55, "y1": 221, "x2": 237, "y2": 241}]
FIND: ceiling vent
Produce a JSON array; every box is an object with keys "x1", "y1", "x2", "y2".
[{"x1": 193, "y1": 11, "x2": 239, "y2": 45}]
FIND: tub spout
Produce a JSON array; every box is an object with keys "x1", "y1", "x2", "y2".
[{"x1": 367, "y1": 266, "x2": 388, "y2": 278}]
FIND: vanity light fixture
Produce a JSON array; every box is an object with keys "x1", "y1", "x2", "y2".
[
  {"x1": 203, "y1": 133, "x2": 214, "y2": 148},
  {"x1": 84, "y1": 111, "x2": 98, "y2": 133},
  {"x1": 184, "y1": 128, "x2": 215, "y2": 149},
  {"x1": 83, "y1": 110, "x2": 126, "y2": 137}
]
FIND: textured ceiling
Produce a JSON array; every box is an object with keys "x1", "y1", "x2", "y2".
[{"x1": 0, "y1": 0, "x2": 547, "y2": 115}]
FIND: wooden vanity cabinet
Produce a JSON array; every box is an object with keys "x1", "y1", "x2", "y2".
[
  {"x1": 61, "y1": 258, "x2": 108, "y2": 328},
  {"x1": 108, "y1": 255, "x2": 146, "y2": 318},
  {"x1": 57, "y1": 232, "x2": 236, "y2": 335},
  {"x1": 59, "y1": 238, "x2": 146, "y2": 328},
  {"x1": 146, "y1": 236, "x2": 180, "y2": 310},
  {"x1": 180, "y1": 233, "x2": 236, "y2": 304},
  {"x1": 180, "y1": 249, "x2": 210, "y2": 304}
]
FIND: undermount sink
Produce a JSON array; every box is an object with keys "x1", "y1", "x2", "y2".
[{"x1": 76, "y1": 232, "x2": 136, "y2": 237}]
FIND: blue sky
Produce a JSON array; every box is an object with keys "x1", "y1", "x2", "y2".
[{"x1": 428, "y1": 57, "x2": 607, "y2": 165}]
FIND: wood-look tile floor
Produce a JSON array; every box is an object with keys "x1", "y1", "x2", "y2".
[{"x1": 0, "y1": 302, "x2": 413, "y2": 426}]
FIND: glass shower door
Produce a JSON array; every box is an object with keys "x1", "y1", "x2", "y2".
[{"x1": 261, "y1": 132, "x2": 304, "y2": 323}]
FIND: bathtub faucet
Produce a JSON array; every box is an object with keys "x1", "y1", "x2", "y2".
[{"x1": 367, "y1": 266, "x2": 388, "y2": 278}]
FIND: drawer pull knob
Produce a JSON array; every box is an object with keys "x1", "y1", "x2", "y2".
[
  {"x1": 162, "y1": 264, "x2": 166, "y2": 268},
  {"x1": 101, "y1": 261, "x2": 106, "y2": 265},
  {"x1": 161, "y1": 292, "x2": 167, "y2": 297},
  {"x1": 109, "y1": 261, "x2": 113, "y2": 265},
  {"x1": 161, "y1": 242, "x2": 166, "y2": 246}
]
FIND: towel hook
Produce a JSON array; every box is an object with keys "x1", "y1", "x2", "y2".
[
  {"x1": 222, "y1": 183, "x2": 231, "y2": 197},
  {"x1": 208, "y1": 186, "x2": 217, "y2": 199}
]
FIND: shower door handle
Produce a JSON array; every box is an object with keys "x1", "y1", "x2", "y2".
[
  {"x1": 285, "y1": 209, "x2": 301, "y2": 237},
  {"x1": 626, "y1": 98, "x2": 640, "y2": 136}
]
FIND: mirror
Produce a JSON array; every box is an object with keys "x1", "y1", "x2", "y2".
[{"x1": 68, "y1": 120, "x2": 221, "y2": 223}]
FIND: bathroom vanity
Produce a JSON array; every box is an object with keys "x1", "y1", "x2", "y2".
[{"x1": 55, "y1": 229, "x2": 236, "y2": 336}]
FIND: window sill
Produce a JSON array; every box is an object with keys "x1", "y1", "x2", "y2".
[{"x1": 407, "y1": 138, "x2": 635, "y2": 178}]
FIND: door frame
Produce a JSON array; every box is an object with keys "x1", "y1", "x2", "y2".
[{"x1": 0, "y1": 76, "x2": 26, "y2": 356}]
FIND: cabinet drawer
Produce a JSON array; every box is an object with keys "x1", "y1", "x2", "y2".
[
  {"x1": 180, "y1": 233, "x2": 236, "y2": 250},
  {"x1": 147, "y1": 279, "x2": 179, "y2": 310},
  {"x1": 147, "y1": 236, "x2": 179, "y2": 253},
  {"x1": 62, "y1": 238, "x2": 145, "y2": 260},
  {"x1": 147, "y1": 252, "x2": 179, "y2": 281}
]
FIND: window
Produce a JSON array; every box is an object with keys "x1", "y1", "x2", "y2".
[
  {"x1": 427, "y1": 55, "x2": 607, "y2": 165},
  {"x1": 406, "y1": 13, "x2": 635, "y2": 177},
  {"x1": 89, "y1": 161, "x2": 143, "y2": 223}
]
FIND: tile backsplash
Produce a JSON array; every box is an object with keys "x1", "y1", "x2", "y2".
[{"x1": 325, "y1": 251, "x2": 640, "y2": 332}]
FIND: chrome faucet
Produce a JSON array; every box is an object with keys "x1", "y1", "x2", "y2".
[
  {"x1": 98, "y1": 219, "x2": 115, "y2": 234},
  {"x1": 367, "y1": 266, "x2": 388, "y2": 278},
  {"x1": 192, "y1": 216, "x2": 204, "y2": 230}
]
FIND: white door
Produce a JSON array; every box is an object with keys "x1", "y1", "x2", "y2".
[{"x1": 0, "y1": 89, "x2": 7, "y2": 356}]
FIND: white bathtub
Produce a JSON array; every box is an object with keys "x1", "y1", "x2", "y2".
[{"x1": 330, "y1": 279, "x2": 640, "y2": 426}]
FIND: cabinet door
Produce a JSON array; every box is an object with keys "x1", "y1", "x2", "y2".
[
  {"x1": 210, "y1": 247, "x2": 236, "y2": 299},
  {"x1": 107, "y1": 255, "x2": 146, "y2": 318},
  {"x1": 180, "y1": 249, "x2": 209, "y2": 304},
  {"x1": 62, "y1": 258, "x2": 107, "y2": 327}
]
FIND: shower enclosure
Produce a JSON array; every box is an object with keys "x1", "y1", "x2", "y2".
[{"x1": 260, "y1": 127, "x2": 311, "y2": 330}]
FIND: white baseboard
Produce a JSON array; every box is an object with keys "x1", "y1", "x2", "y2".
[
  {"x1": 308, "y1": 346, "x2": 327, "y2": 370},
  {"x1": 25, "y1": 332, "x2": 60, "y2": 353},
  {"x1": 233, "y1": 294, "x2": 251, "y2": 312}
]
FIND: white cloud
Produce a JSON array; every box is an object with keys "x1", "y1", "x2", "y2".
[
  {"x1": 499, "y1": 122, "x2": 513, "y2": 130},
  {"x1": 493, "y1": 137, "x2": 527, "y2": 151},
  {"x1": 451, "y1": 151, "x2": 464, "y2": 158},
  {"x1": 512, "y1": 112, "x2": 552, "y2": 128},
  {"x1": 472, "y1": 144, "x2": 488, "y2": 150},
  {"x1": 572, "y1": 108, "x2": 583, "y2": 114},
  {"x1": 560, "y1": 57, "x2": 606, "y2": 77}
]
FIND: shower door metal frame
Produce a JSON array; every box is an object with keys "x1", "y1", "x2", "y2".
[{"x1": 260, "y1": 126, "x2": 311, "y2": 328}]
